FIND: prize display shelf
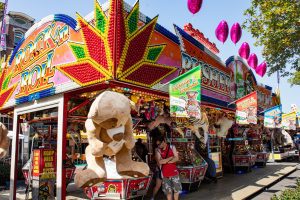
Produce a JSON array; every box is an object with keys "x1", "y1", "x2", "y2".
[{"x1": 168, "y1": 136, "x2": 208, "y2": 191}]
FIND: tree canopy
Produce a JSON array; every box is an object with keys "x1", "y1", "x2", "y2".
[{"x1": 243, "y1": 0, "x2": 300, "y2": 85}]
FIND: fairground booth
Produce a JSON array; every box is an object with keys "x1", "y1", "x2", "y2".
[
  {"x1": 0, "y1": 0, "x2": 274, "y2": 199},
  {"x1": 226, "y1": 56, "x2": 273, "y2": 170}
]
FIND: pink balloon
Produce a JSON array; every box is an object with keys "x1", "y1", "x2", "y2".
[
  {"x1": 248, "y1": 53, "x2": 258, "y2": 69},
  {"x1": 238, "y1": 42, "x2": 250, "y2": 59},
  {"x1": 215, "y1": 20, "x2": 229, "y2": 43},
  {"x1": 187, "y1": 0, "x2": 203, "y2": 14},
  {"x1": 256, "y1": 61, "x2": 267, "y2": 77},
  {"x1": 230, "y1": 23, "x2": 242, "y2": 45}
]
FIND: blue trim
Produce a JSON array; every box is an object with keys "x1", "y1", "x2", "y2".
[
  {"x1": 202, "y1": 94, "x2": 235, "y2": 110},
  {"x1": 9, "y1": 14, "x2": 77, "y2": 65},
  {"x1": 173, "y1": 24, "x2": 205, "y2": 51},
  {"x1": 9, "y1": 37, "x2": 25, "y2": 65},
  {"x1": 54, "y1": 14, "x2": 77, "y2": 30},
  {"x1": 146, "y1": 17, "x2": 179, "y2": 44},
  {"x1": 225, "y1": 56, "x2": 235, "y2": 66},
  {"x1": 16, "y1": 88, "x2": 56, "y2": 105},
  {"x1": 265, "y1": 85, "x2": 272, "y2": 91}
]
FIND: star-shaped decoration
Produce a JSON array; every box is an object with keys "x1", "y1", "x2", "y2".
[{"x1": 57, "y1": 0, "x2": 177, "y2": 88}]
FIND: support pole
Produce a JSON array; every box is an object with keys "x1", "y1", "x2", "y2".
[
  {"x1": 10, "y1": 116, "x2": 20, "y2": 200},
  {"x1": 57, "y1": 94, "x2": 69, "y2": 199}
]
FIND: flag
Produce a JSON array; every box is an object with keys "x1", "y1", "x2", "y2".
[
  {"x1": 0, "y1": 0, "x2": 8, "y2": 51},
  {"x1": 235, "y1": 91, "x2": 258, "y2": 124},
  {"x1": 264, "y1": 105, "x2": 282, "y2": 128}
]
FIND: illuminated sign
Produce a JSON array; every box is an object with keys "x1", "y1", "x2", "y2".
[
  {"x1": 181, "y1": 52, "x2": 231, "y2": 96},
  {"x1": 13, "y1": 23, "x2": 69, "y2": 77},
  {"x1": 16, "y1": 51, "x2": 55, "y2": 98}
]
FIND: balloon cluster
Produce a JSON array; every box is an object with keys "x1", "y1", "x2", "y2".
[
  {"x1": 215, "y1": 20, "x2": 242, "y2": 45},
  {"x1": 186, "y1": 1, "x2": 268, "y2": 78},
  {"x1": 215, "y1": 20, "x2": 267, "y2": 77}
]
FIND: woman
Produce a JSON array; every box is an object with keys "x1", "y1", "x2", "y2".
[
  {"x1": 155, "y1": 136, "x2": 181, "y2": 200},
  {"x1": 150, "y1": 141, "x2": 163, "y2": 200},
  {"x1": 150, "y1": 124, "x2": 171, "y2": 200}
]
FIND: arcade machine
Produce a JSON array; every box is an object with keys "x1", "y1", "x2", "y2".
[{"x1": 21, "y1": 109, "x2": 75, "y2": 199}]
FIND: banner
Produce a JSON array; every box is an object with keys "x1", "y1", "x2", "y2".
[
  {"x1": 0, "y1": 0, "x2": 8, "y2": 50},
  {"x1": 282, "y1": 112, "x2": 297, "y2": 130},
  {"x1": 236, "y1": 91, "x2": 257, "y2": 124},
  {"x1": 169, "y1": 66, "x2": 201, "y2": 118},
  {"x1": 264, "y1": 105, "x2": 282, "y2": 128}
]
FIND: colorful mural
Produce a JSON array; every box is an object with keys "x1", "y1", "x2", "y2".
[
  {"x1": 57, "y1": 0, "x2": 177, "y2": 88},
  {"x1": 1, "y1": 1, "x2": 273, "y2": 111},
  {"x1": 1, "y1": 0, "x2": 181, "y2": 109},
  {"x1": 7, "y1": 16, "x2": 81, "y2": 106}
]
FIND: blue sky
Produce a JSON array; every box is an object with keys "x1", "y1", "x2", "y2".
[{"x1": 7, "y1": 0, "x2": 299, "y2": 112}]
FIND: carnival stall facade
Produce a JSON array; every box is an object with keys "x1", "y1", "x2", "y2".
[
  {"x1": 0, "y1": 0, "x2": 276, "y2": 199},
  {"x1": 225, "y1": 56, "x2": 273, "y2": 171},
  {"x1": 174, "y1": 24, "x2": 237, "y2": 178},
  {"x1": 4, "y1": 0, "x2": 182, "y2": 198}
]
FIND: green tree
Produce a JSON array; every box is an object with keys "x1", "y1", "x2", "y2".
[
  {"x1": 243, "y1": 0, "x2": 300, "y2": 85},
  {"x1": 288, "y1": 70, "x2": 300, "y2": 85}
]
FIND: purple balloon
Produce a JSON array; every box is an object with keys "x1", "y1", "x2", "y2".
[
  {"x1": 256, "y1": 61, "x2": 267, "y2": 77},
  {"x1": 248, "y1": 53, "x2": 258, "y2": 69},
  {"x1": 230, "y1": 23, "x2": 242, "y2": 45},
  {"x1": 187, "y1": 0, "x2": 203, "y2": 14},
  {"x1": 238, "y1": 42, "x2": 250, "y2": 59},
  {"x1": 215, "y1": 20, "x2": 229, "y2": 43}
]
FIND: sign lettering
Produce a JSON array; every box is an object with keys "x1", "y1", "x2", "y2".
[
  {"x1": 13, "y1": 23, "x2": 69, "y2": 77},
  {"x1": 181, "y1": 52, "x2": 230, "y2": 96},
  {"x1": 16, "y1": 51, "x2": 55, "y2": 98}
]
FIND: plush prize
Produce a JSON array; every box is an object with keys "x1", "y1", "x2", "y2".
[
  {"x1": 74, "y1": 91, "x2": 150, "y2": 188},
  {"x1": 215, "y1": 116, "x2": 234, "y2": 138},
  {"x1": 0, "y1": 122, "x2": 9, "y2": 158}
]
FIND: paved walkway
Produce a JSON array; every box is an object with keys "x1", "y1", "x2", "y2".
[
  {"x1": 0, "y1": 162, "x2": 298, "y2": 200},
  {"x1": 251, "y1": 166, "x2": 300, "y2": 200},
  {"x1": 181, "y1": 163, "x2": 297, "y2": 200}
]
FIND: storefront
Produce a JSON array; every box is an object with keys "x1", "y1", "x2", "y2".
[
  {"x1": 226, "y1": 56, "x2": 273, "y2": 170},
  {"x1": 174, "y1": 23, "x2": 236, "y2": 177},
  {"x1": 1, "y1": 0, "x2": 180, "y2": 199},
  {"x1": 0, "y1": 0, "x2": 276, "y2": 199}
]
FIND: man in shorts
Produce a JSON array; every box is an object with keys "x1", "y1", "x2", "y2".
[{"x1": 156, "y1": 136, "x2": 182, "y2": 200}]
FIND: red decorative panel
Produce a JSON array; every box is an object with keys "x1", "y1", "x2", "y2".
[
  {"x1": 59, "y1": 62, "x2": 106, "y2": 86},
  {"x1": 108, "y1": 0, "x2": 126, "y2": 67},
  {"x1": 0, "y1": 87, "x2": 15, "y2": 108},
  {"x1": 122, "y1": 63, "x2": 174, "y2": 86},
  {"x1": 121, "y1": 20, "x2": 156, "y2": 73},
  {"x1": 78, "y1": 18, "x2": 109, "y2": 71}
]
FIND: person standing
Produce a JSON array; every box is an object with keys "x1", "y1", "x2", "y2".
[
  {"x1": 150, "y1": 141, "x2": 163, "y2": 200},
  {"x1": 149, "y1": 123, "x2": 172, "y2": 200},
  {"x1": 135, "y1": 138, "x2": 148, "y2": 162},
  {"x1": 155, "y1": 136, "x2": 181, "y2": 200}
]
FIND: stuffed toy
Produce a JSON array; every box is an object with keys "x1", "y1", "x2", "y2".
[
  {"x1": 282, "y1": 129, "x2": 293, "y2": 147},
  {"x1": 0, "y1": 122, "x2": 9, "y2": 158},
  {"x1": 175, "y1": 112, "x2": 209, "y2": 145},
  {"x1": 273, "y1": 128, "x2": 285, "y2": 147},
  {"x1": 74, "y1": 91, "x2": 150, "y2": 188},
  {"x1": 215, "y1": 116, "x2": 234, "y2": 138}
]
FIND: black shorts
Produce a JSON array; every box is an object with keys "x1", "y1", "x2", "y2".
[{"x1": 154, "y1": 168, "x2": 162, "y2": 180}]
